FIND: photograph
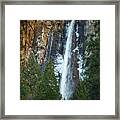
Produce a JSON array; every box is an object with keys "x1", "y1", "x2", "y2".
[
  {"x1": 1, "y1": 1, "x2": 118, "y2": 118},
  {"x1": 20, "y1": 20, "x2": 100, "y2": 100}
]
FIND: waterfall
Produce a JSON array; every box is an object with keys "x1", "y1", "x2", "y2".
[{"x1": 60, "y1": 20, "x2": 75, "y2": 100}]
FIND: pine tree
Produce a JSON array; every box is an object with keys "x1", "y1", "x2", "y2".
[
  {"x1": 35, "y1": 60, "x2": 61, "y2": 100},
  {"x1": 20, "y1": 52, "x2": 40, "y2": 99},
  {"x1": 20, "y1": 53, "x2": 61, "y2": 100}
]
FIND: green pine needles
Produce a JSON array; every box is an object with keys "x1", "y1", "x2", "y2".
[{"x1": 20, "y1": 53, "x2": 61, "y2": 100}]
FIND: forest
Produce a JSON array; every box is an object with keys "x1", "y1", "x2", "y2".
[{"x1": 20, "y1": 20, "x2": 100, "y2": 100}]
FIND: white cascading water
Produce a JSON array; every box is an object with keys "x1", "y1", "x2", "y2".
[{"x1": 60, "y1": 20, "x2": 75, "y2": 100}]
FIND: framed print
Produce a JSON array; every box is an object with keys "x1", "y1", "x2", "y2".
[{"x1": 0, "y1": 0, "x2": 120, "y2": 119}]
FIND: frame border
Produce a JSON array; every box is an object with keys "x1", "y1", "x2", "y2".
[{"x1": 0, "y1": 0, "x2": 119, "y2": 119}]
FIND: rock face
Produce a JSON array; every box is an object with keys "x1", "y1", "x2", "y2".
[
  {"x1": 20, "y1": 20, "x2": 64, "y2": 66},
  {"x1": 20, "y1": 20, "x2": 37, "y2": 66}
]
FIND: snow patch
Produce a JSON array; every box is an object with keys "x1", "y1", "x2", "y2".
[
  {"x1": 54, "y1": 53, "x2": 63, "y2": 75},
  {"x1": 72, "y1": 46, "x2": 78, "y2": 53}
]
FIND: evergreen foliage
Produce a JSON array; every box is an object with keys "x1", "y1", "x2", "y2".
[
  {"x1": 73, "y1": 20, "x2": 100, "y2": 100},
  {"x1": 20, "y1": 53, "x2": 61, "y2": 100}
]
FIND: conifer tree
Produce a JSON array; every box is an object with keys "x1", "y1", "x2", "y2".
[{"x1": 20, "y1": 53, "x2": 61, "y2": 100}]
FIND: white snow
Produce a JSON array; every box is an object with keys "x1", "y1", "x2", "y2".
[
  {"x1": 54, "y1": 53, "x2": 63, "y2": 76},
  {"x1": 77, "y1": 54, "x2": 84, "y2": 80},
  {"x1": 76, "y1": 32, "x2": 79, "y2": 38},
  {"x1": 72, "y1": 46, "x2": 78, "y2": 53}
]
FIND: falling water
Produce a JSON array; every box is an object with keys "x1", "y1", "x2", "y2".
[{"x1": 60, "y1": 20, "x2": 75, "y2": 100}]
